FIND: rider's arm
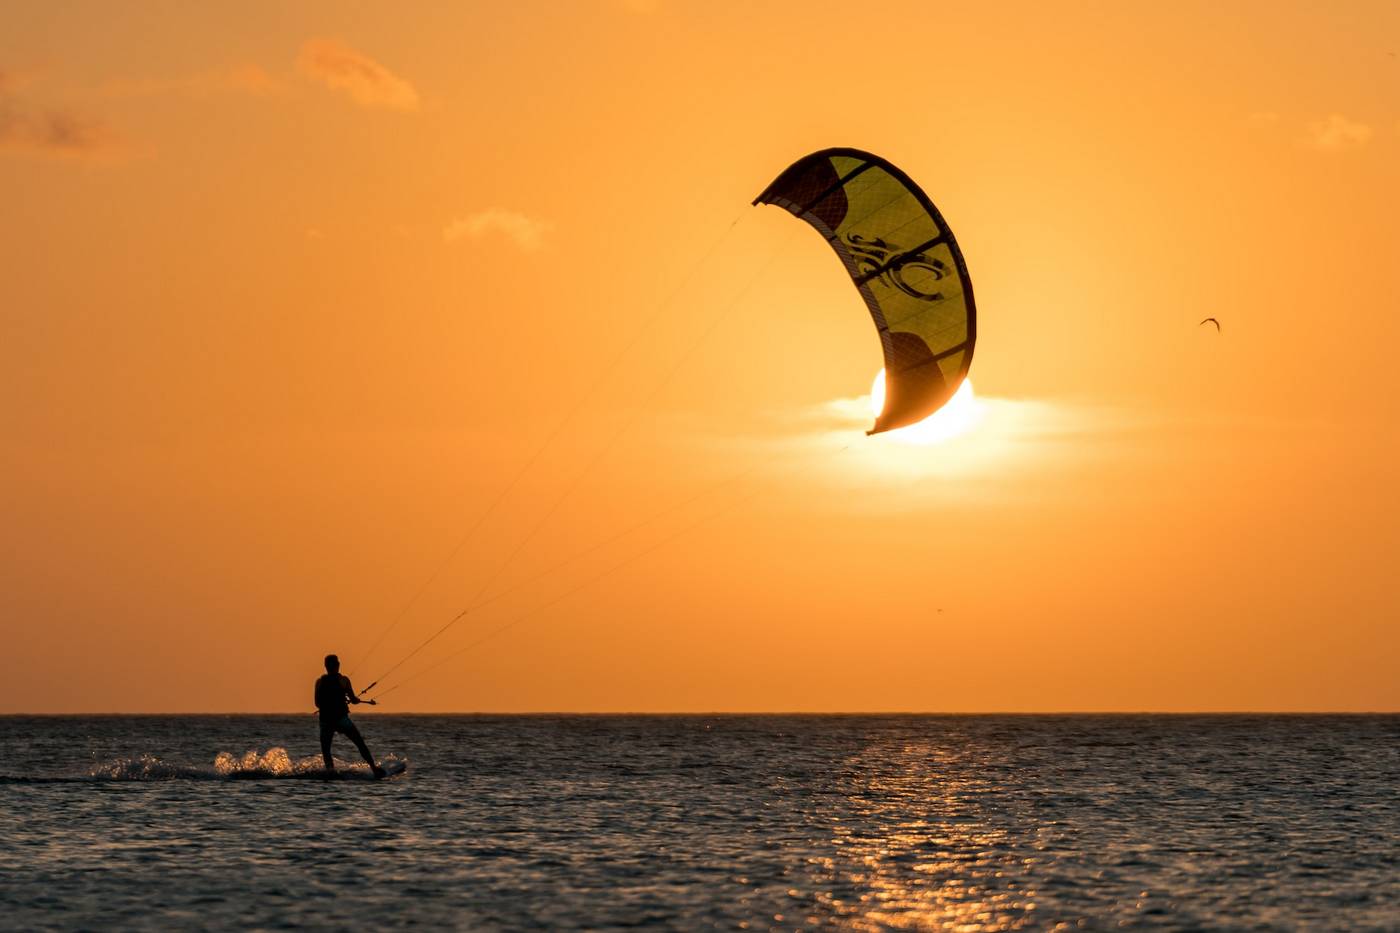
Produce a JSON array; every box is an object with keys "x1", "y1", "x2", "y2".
[{"x1": 342, "y1": 676, "x2": 376, "y2": 705}]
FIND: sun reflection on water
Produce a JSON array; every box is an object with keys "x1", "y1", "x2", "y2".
[{"x1": 800, "y1": 742, "x2": 1042, "y2": 930}]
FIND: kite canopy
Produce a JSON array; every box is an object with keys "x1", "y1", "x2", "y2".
[{"x1": 754, "y1": 148, "x2": 976, "y2": 434}]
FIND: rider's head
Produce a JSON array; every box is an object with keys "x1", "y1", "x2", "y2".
[{"x1": 324, "y1": 654, "x2": 340, "y2": 674}]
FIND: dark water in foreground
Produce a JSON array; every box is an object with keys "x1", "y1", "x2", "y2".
[{"x1": 1, "y1": 715, "x2": 1396, "y2": 930}]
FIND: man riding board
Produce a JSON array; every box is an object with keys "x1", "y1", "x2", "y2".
[{"x1": 314, "y1": 654, "x2": 386, "y2": 778}]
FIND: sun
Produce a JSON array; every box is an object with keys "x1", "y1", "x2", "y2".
[{"x1": 869, "y1": 369, "x2": 984, "y2": 444}]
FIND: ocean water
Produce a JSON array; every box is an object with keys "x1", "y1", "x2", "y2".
[{"x1": 1, "y1": 715, "x2": 1396, "y2": 930}]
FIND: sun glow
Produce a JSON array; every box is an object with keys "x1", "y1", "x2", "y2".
[{"x1": 869, "y1": 370, "x2": 984, "y2": 445}]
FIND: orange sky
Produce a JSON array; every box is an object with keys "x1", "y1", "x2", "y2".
[{"x1": 2, "y1": 1, "x2": 1397, "y2": 712}]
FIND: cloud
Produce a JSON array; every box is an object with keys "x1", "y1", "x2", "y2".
[
  {"x1": 1302, "y1": 114, "x2": 1373, "y2": 152},
  {"x1": 0, "y1": 71, "x2": 114, "y2": 158},
  {"x1": 102, "y1": 64, "x2": 284, "y2": 99},
  {"x1": 297, "y1": 38, "x2": 419, "y2": 111},
  {"x1": 683, "y1": 383, "x2": 1137, "y2": 509},
  {"x1": 443, "y1": 209, "x2": 552, "y2": 251},
  {"x1": 224, "y1": 64, "x2": 281, "y2": 96}
]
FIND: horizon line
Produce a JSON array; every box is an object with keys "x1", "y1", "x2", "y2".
[{"x1": 2, "y1": 710, "x2": 1397, "y2": 717}]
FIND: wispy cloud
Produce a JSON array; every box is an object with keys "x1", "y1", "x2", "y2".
[
  {"x1": 443, "y1": 209, "x2": 552, "y2": 251},
  {"x1": 0, "y1": 69, "x2": 114, "y2": 158},
  {"x1": 685, "y1": 382, "x2": 1136, "y2": 509},
  {"x1": 1302, "y1": 113, "x2": 1373, "y2": 152},
  {"x1": 102, "y1": 64, "x2": 283, "y2": 99},
  {"x1": 225, "y1": 64, "x2": 281, "y2": 96},
  {"x1": 297, "y1": 38, "x2": 419, "y2": 111}
]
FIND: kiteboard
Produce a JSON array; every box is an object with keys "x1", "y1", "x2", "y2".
[{"x1": 306, "y1": 759, "x2": 407, "y2": 781}]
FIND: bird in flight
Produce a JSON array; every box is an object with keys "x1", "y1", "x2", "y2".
[{"x1": 1199, "y1": 317, "x2": 1221, "y2": 332}]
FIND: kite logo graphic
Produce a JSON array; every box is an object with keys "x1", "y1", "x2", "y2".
[{"x1": 846, "y1": 233, "x2": 948, "y2": 301}]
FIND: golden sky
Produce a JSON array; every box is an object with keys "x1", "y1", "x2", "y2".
[{"x1": 2, "y1": 1, "x2": 1397, "y2": 712}]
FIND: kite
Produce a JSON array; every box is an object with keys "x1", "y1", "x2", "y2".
[{"x1": 754, "y1": 148, "x2": 976, "y2": 434}]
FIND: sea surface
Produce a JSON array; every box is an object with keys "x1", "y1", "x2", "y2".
[{"x1": 1, "y1": 715, "x2": 1396, "y2": 930}]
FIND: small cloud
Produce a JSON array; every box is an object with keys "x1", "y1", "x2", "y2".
[
  {"x1": 0, "y1": 72, "x2": 115, "y2": 159},
  {"x1": 297, "y1": 38, "x2": 419, "y2": 111},
  {"x1": 1302, "y1": 113, "x2": 1373, "y2": 152},
  {"x1": 443, "y1": 209, "x2": 552, "y2": 251},
  {"x1": 34, "y1": 110, "x2": 106, "y2": 151},
  {"x1": 1244, "y1": 111, "x2": 1280, "y2": 129}
]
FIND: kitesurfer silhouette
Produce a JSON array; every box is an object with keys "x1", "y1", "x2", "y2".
[{"x1": 315, "y1": 654, "x2": 386, "y2": 778}]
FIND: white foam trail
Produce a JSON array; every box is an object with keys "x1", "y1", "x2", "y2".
[{"x1": 78, "y1": 749, "x2": 406, "y2": 781}]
